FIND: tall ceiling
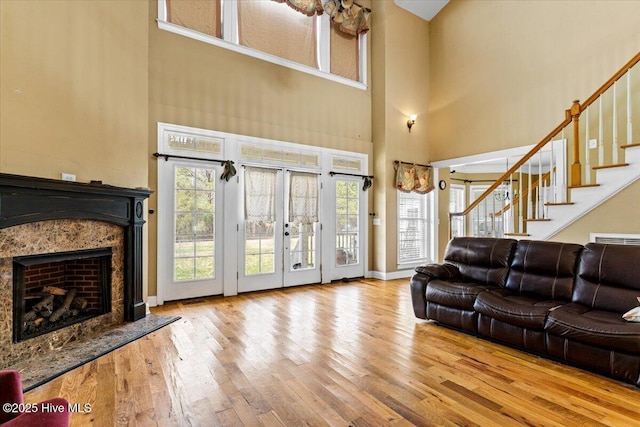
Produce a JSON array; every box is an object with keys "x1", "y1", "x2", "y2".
[{"x1": 393, "y1": 0, "x2": 449, "y2": 21}]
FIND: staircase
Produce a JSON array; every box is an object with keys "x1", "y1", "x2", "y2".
[
  {"x1": 451, "y1": 52, "x2": 640, "y2": 240},
  {"x1": 526, "y1": 144, "x2": 640, "y2": 240}
]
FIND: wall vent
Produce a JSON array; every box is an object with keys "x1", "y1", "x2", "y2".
[{"x1": 590, "y1": 233, "x2": 640, "y2": 246}]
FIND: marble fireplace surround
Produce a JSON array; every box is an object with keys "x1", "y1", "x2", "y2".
[{"x1": 0, "y1": 174, "x2": 151, "y2": 367}]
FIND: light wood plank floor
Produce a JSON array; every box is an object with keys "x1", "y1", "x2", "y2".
[{"x1": 25, "y1": 279, "x2": 640, "y2": 426}]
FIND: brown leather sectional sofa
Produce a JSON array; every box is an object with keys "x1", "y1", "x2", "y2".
[{"x1": 410, "y1": 237, "x2": 640, "y2": 387}]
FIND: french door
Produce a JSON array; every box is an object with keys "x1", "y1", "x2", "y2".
[
  {"x1": 328, "y1": 176, "x2": 365, "y2": 280},
  {"x1": 158, "y1": 160, "x2": 223, "y2": 301},
  {"x1": 238, "y1": 167, "x2": 321, "y2": 292}
]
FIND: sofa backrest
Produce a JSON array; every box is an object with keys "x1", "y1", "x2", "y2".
[
  {"x1": 572, "y1": 243, "x2": 640, "y2": 313},
  {"x1": 505, "y1": 240, "x2": 583, "y2": 300},
  {"x1": 443, "y1": 237, "x2": 516, "y2": 287}
]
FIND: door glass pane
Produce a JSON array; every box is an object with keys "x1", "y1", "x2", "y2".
[
  {"x1": 336, "y1": 180, "x2": 359, "y2": 266},
  {"x1": 174, "y1": 166, "x2": 216, "y2": 282},
  {"x1": 288, "y1": 172, "x2": 318, "y2": 272},
  {"x1": 245, "y1": 221, "x2": 275, "y2": 275},
  {"x1": 289, "y1": 222, "x2": 316, "y2": 271}
]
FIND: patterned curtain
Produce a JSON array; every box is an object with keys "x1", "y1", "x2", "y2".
[
  {"x1": 245, "y1": 167, "x2": 277, "y2": 222},
  {"x1": 289, "y1": 172, "x2": 319, "y2": 223},
  {"x1": 395, "y1": 163, "x2": 434, "y2": 194},
  {"x1": 324, "y1": 0, "x2": 371, "y2": 36},
  {"x1": 273, "y1": 0, "x2": 323, "y2": 16},
  {"x1": 272, "y1": 0, "x2": 371, "y2": 36}
]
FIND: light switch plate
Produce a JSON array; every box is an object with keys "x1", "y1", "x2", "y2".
[
  {"x1": 589, "y1": 138, "x2": 598, "y2": 149},
  {"x1": 61, "y1": 173, "x2": 76, "y2": 182}
]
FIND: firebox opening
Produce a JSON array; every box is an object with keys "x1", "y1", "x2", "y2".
[{"x1": 13, "y1": 248, "x2": 113, "y2": 343}]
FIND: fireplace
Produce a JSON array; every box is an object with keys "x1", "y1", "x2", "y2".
[
  {"x1": 13, "y1": 248, "x2": 113, "y2": 342},
  {"x1": 0, "y1": 173, "x2": 151, "y2": 367}
]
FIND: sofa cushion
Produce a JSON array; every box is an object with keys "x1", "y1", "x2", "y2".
[
  {"x1": 443, "y1": 237, "x2": 516, "y2": 287},
  {"x1": 426, "y1": 279, "x2": 495, "y2": 310},
  {"x1": 572, "y1": 243, "x2": 640, "y2": 313},
  {"x1": 474, "y1": 288, "x2": 563, "y2": 329},
  {"x1": 545, "y1": 303, "x2": 640, "y2": 354},
  {"x1": 505, "y1": 240, "x2": 583, "y2": 300}
]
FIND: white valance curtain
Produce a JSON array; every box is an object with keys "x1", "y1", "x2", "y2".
[
  {"x1": 289, "y1": 172, "x2": 318, "y2": 223},
  {"x1": 245, "y1": 167, "x2": 277, "y2": 222}
]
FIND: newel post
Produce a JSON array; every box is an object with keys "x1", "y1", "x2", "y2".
[{"x1": 570, "y1": 99, "x2": 582, "y2": 187}]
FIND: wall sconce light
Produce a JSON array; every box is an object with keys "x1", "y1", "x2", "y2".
[{"x1": 407, "y1": 114, "x2": 417, "y2": 132}]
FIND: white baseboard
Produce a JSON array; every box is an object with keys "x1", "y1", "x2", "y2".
[
  {"x1": 369, "y1": 269, "x2": 414, "y2": 280},
  {"x1": 147, "y1": 296, "x2": 158, "y2": 309}
]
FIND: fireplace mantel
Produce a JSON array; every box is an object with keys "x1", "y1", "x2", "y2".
[{"x1": 0, "y1": 173, "x2": 152, "y2": 321}]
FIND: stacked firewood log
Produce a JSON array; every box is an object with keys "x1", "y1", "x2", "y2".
[{"x1": 23, "y1": 286, "x2": 88, "y2": 335}]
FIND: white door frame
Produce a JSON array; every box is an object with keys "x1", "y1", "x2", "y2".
[
  {"x1": 157, "y1": 122, "x2": 369, "y2": 301},
  {"x1": 324, "y1": 174, "x2": 367, "y2": 281}
]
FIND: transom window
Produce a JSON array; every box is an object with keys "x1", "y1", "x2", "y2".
[{"x1": 157, "y1": 0, "x2": 368, "y2": 88}]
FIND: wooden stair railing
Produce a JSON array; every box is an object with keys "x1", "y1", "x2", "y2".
[{"x1": 450, "y1": 51, "x2": 640, "y2": 239}]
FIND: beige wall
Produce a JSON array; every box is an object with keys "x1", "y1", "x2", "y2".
[
  {"x1": 429, "y1": 0, "x2": 640, "y2": 161},
  {"x1": 0, "y1": 0, "x2": 149, "y2": 188},
  {"x1": 371, "y1": 2, "x2": 430, "y2": 273},
  {"x1": 1, "y1": 0, "x2": 150, "y2": 299}
]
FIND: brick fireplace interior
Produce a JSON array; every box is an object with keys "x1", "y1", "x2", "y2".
[{"x1": 14, "y1": 248, "x2": 113, "y2": 342}]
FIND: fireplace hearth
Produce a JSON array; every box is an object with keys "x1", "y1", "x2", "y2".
[{"x1": 0, "y1": 173, "x2": 151, "y2": 368}]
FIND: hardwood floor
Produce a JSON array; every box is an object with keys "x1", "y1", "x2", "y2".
[{"x1": 25, "y1": 279, "x2": 640, "y2": 426}]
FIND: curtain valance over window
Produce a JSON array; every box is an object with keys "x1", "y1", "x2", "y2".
[
  {"x1": 289, "y1": 172, "x2": 319, "y2": 223},
  {"x1": 395, "y1": 162, "x2": 434, "y2": 194},
  {"x1": 324, "y1": 0, "x2": 370, "y2": 36},
  {"x1": 245, "y1": 167, "x2": 277, "y2": 222},
  {"x1": 274, "y1": 0, "x2": 323, "y2": 16},
  {"x1": 272, "y1": 0, "x2": 371, "y2": 36}
]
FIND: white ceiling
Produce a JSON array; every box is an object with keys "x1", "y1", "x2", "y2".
[{"x1": 393, "y1": 0, "x2": 449, "y2": 21}]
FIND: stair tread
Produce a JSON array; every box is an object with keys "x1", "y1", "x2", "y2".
[
  {"x1": 525, "y1": 218, "x2": 551, "y2": 222},
  {"x1": 504, "y1": 233, "x2": 530, "y2": 237},
  {"x1": 545, "y1": 202, "x2": 574, "y2": 206},
  {"x1": 592, "y1": 163, "x2": 629, "y2": 170},
  {"x1": 568, "y1": 183, "x2": 600, "y2": 189}
]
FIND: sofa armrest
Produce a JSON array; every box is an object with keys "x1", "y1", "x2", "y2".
[
  {"x1": 410, "y1": 263, "x2": 460, "y2": 319},
  {"x1": 414, "y1": 263, "x2": 460, "y2": 280},
  {"x1": 0, "y1": 370, "x2": 24, "y2": 424}
]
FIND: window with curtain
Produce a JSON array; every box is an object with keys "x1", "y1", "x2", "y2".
[
  {"x1": 289, "y1": 172, "x2": 319, "y2": 224},
  {"x1": 244, "y1": 167, "x2": 277, "y2": 275},
  {"x1": 238, "y1": 0, "x2": 318, "y2": 69},
  {"x1": 244, "y1": 167, "x2": 277, "y2": 222},
  {"x1": 398, "y1": 191, "x2": 434, "y2": 265},
  {"x1": 330, "y1": 25, "x2": 359, "y2": 81},
  {"x1": 159, "y1": 0, "x2": 369, "y2": 85},
  {"x1": 166, "y1": 0, "x2": 221, "y2": 38},
  {"x1": 289, "y1": 172, "x2": 318, "y2": 270}
]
